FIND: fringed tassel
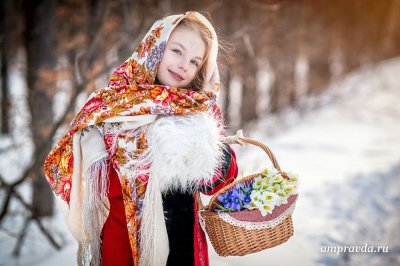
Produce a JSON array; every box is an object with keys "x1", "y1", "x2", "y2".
[
  {"x1": 139, "y1": 164, "x2": 170, "y2": 266},
  {"x1": 116, "y1": 127, "x2": 169, "y2": 265},
  {"x1": 80, "y1": 157, "x2": 110, "y2": 266}
]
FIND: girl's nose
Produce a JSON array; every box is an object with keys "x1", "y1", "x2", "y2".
[{"x1": 178, "y1": 59, "x2": 189, "y2": 72}]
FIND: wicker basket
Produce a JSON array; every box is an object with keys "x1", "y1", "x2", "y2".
[{"x1": 197, "y1": 137, "x2": 298, "y2": 257}]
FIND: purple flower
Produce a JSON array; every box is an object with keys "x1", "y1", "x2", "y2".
[{"x1": 145, "y1": 41, "x2": 166, "y2": 71}]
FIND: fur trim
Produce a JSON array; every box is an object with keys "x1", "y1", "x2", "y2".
[
  {"x1": 147, "y1": 111, "x2": 225, "y2": 194},
  {"x1": 138, "y1": 111, "x2": 224, "y2": 266}
]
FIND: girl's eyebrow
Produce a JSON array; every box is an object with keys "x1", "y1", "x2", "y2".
[{"x1": 171, "y1": 41, "x2": 204, "y2": 61}]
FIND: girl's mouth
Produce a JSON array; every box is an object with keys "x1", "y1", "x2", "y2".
[{"x1": 168, "y1": 70, "x2": 184, "y2": 81}]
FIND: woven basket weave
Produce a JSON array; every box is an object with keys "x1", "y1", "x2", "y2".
[{"x1": 197, "y1": 137, "x2": 297, "y2": 257}]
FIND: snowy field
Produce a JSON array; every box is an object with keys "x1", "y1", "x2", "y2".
[
  {"x1": 210, "y1": 57, "x2": 400, "y2": 266},
  {"x1": 1, "y1": 57, "x2": 400, "y2": 266}
]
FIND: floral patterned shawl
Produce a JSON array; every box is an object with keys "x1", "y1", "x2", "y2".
[{"x1": 44, "y1": 11, "x2": 221, "y2": 266}]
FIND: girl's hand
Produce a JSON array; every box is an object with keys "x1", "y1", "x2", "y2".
[{"x1": 221, "y1": 130, "x2": 245, "y2": 147}]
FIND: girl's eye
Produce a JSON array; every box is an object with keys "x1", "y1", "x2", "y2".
[
  {"x1": 191, "y1": 60, "x2": 199, "y2": 67},
  {"x1": 172, "y1": 49, "x2": 182, "y2": 55}
]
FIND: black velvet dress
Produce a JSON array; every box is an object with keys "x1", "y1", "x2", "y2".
[
  {"x1": 161, "y1": 144, "x2": 234, "y2": 266},
  {"x1": 163, "y1": 190, "x2": 195, "y2": 266}
]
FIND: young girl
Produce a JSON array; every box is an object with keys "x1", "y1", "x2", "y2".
[{"x1": 44, "y1": 11, "x2": 238, "y2": 266}]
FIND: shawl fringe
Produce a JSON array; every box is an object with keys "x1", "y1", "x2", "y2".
[{"x1": 78, "y1": 157, "x2": 110, "y2": 266}]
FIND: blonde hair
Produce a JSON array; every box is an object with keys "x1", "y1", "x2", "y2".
[{"x1": 176, "y1": 13, "x2": 214, "y2": 91}]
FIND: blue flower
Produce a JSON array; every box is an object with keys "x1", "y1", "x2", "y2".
[
  {"x1": 237, "y1": 190, "x2": 245, "y2": 201},
  {"x1": 217, "y1": 182, "x2": 256, "y2": 212},
  {"x1": 244, "y1": 183, "x2": 253, "y2": 194},
  {"x1": 230, "y1": 189, "x2": 242, "y2": 211},
  {"x1": 217, "y1": 191, "x2": 233, "y2": 209},
  {"x1": 243, "y1": 195, "x2": 251, "y2": 206}
]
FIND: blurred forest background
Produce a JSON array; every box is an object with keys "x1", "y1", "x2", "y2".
[{"x1": 1, "y1": 0, "x2": 400, "y2": 260}]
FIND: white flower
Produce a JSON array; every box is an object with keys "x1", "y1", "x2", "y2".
[
  {"x1": 276, "y1": 198, "x2": 286, "y2": 206},
  {"x1": 276, "y1": 190, "x2": 288, "y2": 206},
  {"x1": 261, "y1": 178, "x2": 269, "y2": 190},
  {"x1": 270, "y1": 183, "x2": 280, "y2": 193},
  {"x1": 247, "y1": 167, "x2": 300, "y2": 216},
  {"x1": 250, "y1": 190, "x2": 262, "y2": 203},
  {"x1": 267, "y1": 167, "x2": 279, "y2": 178},
  {"x1": 287, "y1": 172, "x2": 299, "y2": 185},
  {"x1": 259, "y1": 202, "x2": 275, "y2": 216},
  {"x1": 279, "y1": 179, "x2": 288, "y2": 189},
  {"x1": 262, "y1": 167, "x2": 269, "y2": 176},
  {"x1": 264, "y1": 183, "x2": 274, "y2": 192},
  {"x1": 246, "y1": 202, "x2": 258, "y2": 210},
  {"x1": 284, "y1": 184, "x2": 297, "y2": 195},
  {"x1": 260, "y1": 191, "x2": 278, "y2": 204},
  {"x1": 271, "y1": 173, "x2": 284, "y2": 184},
  {"x1": 276, "y1": 188, "x2": 287, "y2": 198},
  {"x1": 251, "y1": 191, "x2": 268, "y2": 212},
  {"x1": 253, "y1": 176, "x2": 264, "y2": 190}
]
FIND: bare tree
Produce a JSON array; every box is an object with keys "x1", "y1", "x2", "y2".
[
  {"x1": 24, "y1": 0, "x2": 58, "y2": 217},
  {"x1": 0, "y1": 0, "x2": 15, "y2": 135}
]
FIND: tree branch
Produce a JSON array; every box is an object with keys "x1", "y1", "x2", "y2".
[
  {"x1": 12, "y1": 188, "x2": 62, "y2": 250},
  {"x1": 12, "y1": 216, "x2": 30, "y2": 257}
]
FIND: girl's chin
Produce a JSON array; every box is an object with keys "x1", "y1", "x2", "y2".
[
  {"x1": 164, "y1": 80, "x2": 188, "y2": 88},
  {"x1": 156, "y1": 76, "x2": 189, "y2": 88}
]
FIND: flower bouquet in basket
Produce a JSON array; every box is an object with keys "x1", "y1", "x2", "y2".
[
  {"x1": 197, "y1": 136, "x2": 299, "y2": 257},
  {"x1": 217, "y1": 167, "x2": 298, "y2": 216}
]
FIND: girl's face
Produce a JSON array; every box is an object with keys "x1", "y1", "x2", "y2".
[{"x1": 156, "y1": 27, "x2": 206, "y2": 88}]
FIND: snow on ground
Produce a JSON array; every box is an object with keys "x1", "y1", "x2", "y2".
[
  {"x1": 1, "y1": 57, "x2": 400, "y2": 265},
  {"x1": 209, "y1": 57, "x2": 400, "y2": 266}
]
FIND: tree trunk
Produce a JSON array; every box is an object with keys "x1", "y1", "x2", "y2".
[
  {"x1": 239, "y1": 5, "x2": 258, "y2": 126},
  {"x1": 240, "y1": 69, "x2": 258, "y2": 125},
  {"x1": 0, "y1": 51, "x2": 9, "y2": 134},
  {"x1": 1, "y1": 0, "x2": 10, "y2": 134},
  {"x1": 267, "y1": 1, "x2": 297, "y2": 113},
  {"x1": 24, "y1": 0, "x2": 58, "y2": 217}
]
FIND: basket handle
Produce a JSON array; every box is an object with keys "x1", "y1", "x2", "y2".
[
  {"x1": 205, "y1": 136, "x2": 288, "y2": 212},
  {"x1": 238, "y1": 137, "x2": 282, "y2": 171}
]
